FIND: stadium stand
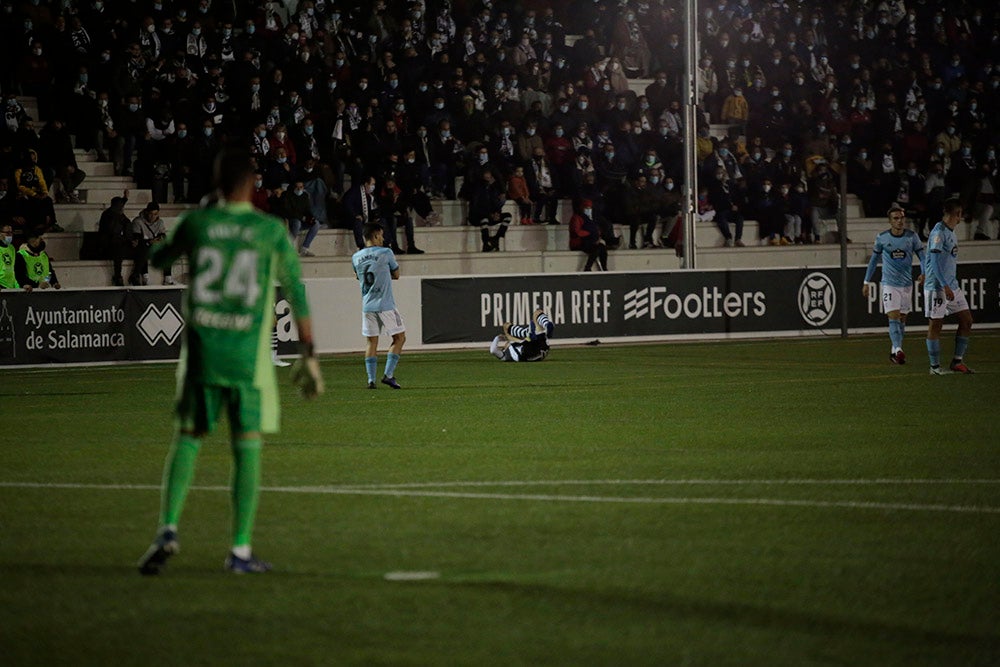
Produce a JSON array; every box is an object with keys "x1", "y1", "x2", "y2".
[{"x1": 2, "y1": 0, "x2": 998, "y2": 287}]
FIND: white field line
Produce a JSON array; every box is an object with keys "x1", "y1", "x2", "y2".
[
  {"x1": 1, "y1": 480, "x2": 999, "y2": 515},
  {"x1": 329, "y1": 478, "x2": 1000, "y2": 489}
]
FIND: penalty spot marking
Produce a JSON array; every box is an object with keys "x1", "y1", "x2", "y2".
[
  {"x1": 2, "y1": 480, "x2": 1000, "y2": 515},
  {"x1": 384, "y1": 571, "x2": 441, "y2": 581}
]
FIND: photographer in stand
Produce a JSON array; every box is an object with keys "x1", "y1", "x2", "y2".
[{"x1": 130, "y1": 202, "x2": 173, "y2": 285}]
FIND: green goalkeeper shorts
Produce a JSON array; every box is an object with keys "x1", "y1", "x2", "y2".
[{"x1": 175, "y1": 381, "x2": 279, "y2": 435}]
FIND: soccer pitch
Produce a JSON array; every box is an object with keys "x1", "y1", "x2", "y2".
[{"x1": 2, "y1": 335, "x2": 999, "y2": 666}]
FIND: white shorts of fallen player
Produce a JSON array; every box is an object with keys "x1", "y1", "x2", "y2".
[
  {"x1": 923, "y1": 287, "x2": 970, "y2": 320},
  {"x1": 362, "y1": 309, "x2": 406, "y2": 337}
]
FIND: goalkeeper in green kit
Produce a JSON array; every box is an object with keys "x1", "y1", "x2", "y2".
[{"x1": 138, "y1": 148, "x2": 323, "y2": 575}]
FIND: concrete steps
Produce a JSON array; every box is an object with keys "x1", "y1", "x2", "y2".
[
  {"x1": 52, "y1": 239, "x2": 1000, "y2": 288},
  {"x1": 44, "y1": 211, "x2": 984, "y2": 268},
  {"x1": 46, "y1": 228, "x2": 999, "y2": 288}
]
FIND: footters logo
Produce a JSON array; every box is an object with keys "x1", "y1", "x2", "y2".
[{"x1": 798, "y1": 272, "x2": 836, "y2": 326}]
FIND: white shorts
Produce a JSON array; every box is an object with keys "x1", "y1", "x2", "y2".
[
  {"x1": 924, "y1": 287, "x2": 970, "y2": 320},
  {"x1": 881, "y1": 284, "x2": 913, "y2": 315},
  {"x1": 362, "y1": 310, "x2": 406, "y2": 337}
]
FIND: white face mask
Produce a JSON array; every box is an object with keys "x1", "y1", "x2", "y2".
[{"x1": 583, "y1": 208, "x2": 592, "y2": 217}]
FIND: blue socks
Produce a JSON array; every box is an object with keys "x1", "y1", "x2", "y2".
[
  {"x1": 926, "y1": 338, "x2": 941, "y2": 367},
  {"x1": 384, "y1": 353, "x2": 400, "y2": 378},
  {"x1": 888, "y1": 319, "x2": 903, "y2": 351},
  {"x1": 955, "y1": 336, "x2": 969, "y2": 360},
  {"x1": 365, "y1": 356, "x2": 377, "y2": 383}
]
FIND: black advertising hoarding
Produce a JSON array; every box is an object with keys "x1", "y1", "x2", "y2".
[
  {"x1": 0, "y1": 289, "x2": 185, "y2": 366},
  {"x1": 0, "y1": 288, "x2": 302, "y2": 367},
  {"x1": 421, "y1": 263, "x2": 1000, "y2": 343}
]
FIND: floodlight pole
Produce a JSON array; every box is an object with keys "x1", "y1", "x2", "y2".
[{"x1": 682, "y1": 0, "x2": 699, "y2": 269}]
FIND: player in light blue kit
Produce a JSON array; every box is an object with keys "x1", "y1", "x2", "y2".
[
  {"x1": 352, "y1": 221, "x2": 406, "y2": 388},
  {"x1": 862, "y1": 203, "x2": 925, "y2": 364},
  {"x1": 924, "y1": 197, "x2": 974, "y2": 375}
]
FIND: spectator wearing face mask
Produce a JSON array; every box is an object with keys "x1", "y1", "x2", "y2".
[
  {"x1": 721, "y1": 86, "x2": 749, "y2": 136},
  {"x1": 190, "y1": 120, "x2": 220, "y2": 202},
  {"x1": 278, "y1": 180, "x2": 320, "y2": 257},
  {"x1": 429, "y1": 120, "x2": 462, "y2": 199},
  {"x1": 760, "y1": 96, "x2": 790, "y2": 147},
  {"x1": 948, "y1": 142, "x2": 978, "y2": 201},
  {"x1": 264, "y1": 146, "x2": 296, "y2": 190},
  {"x1": 18, "y1": 40, "x2": 51, "y2": 117},
  {"x1": 345, "y1": 176, "x2": 382, "y2": 250},
  {"x1": 610, "y1": 6, "x2": 653, "y2": 78},
  {"x1": 967, "y1": 160, "x2": 998, "y2": 240},
  {"x1": 468, "y1": 169, "x2": 511, "y2": 253},
  {"x1": 526, "y1": 149, "x2": 559, "y2": 224},
  {"x1": 778, "y1": 181, "x2": 807, "y2": 244},
  {"x1": 13, "y1": 149, "x2": 61, "y2": 234},
  {"x1": 707, "y1": 168, "x2": 745, "y2": 247},
  {"x1": 753, "y1": 178, "x2": 787, "y2": 245},
  {"x1": 118, "y1": 95, "x2": 146, "y2": 178},
  {"x1": 645, "y1": 168, "x2": 682, "y2": 247},
  {"x1": 15, "y1": 228, "x2": 61, "y2": 291},
  {"x1": 459, "y1": 143, "x2": 494, "y2": 200},
  {"x1": 0, "y1": 222, "x2": 20, "y2": 290},
  {"x1": 899, "y1": 161, "x2": 929, "y2": 240},
  {"x1": 806, "y1": 162, "x2": 840, "y2": 243},
  {"x1": 511, "y1": 120, "x2": 541, "y2": 163},
  {"x1": 569, "y1": 199, "x2": 608, "y2": 271},
  {"x1": 269, "y1": 124, "x2": 297, "y2": 166}
]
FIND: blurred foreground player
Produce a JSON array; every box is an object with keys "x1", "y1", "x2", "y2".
[
  {"x1": 490, "y1": 310, "x2": 554, "y2": 362},
  {"x1": 138, "y1": 148, "x2": 323, "y2": 575}
]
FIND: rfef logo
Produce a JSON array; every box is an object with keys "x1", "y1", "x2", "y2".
[
  {"x1": 798, "y1": 272, "x2": 836, "y2": 326},
  {"x1": 137, "y1": 303, "x2": 184, "y2": 345}
]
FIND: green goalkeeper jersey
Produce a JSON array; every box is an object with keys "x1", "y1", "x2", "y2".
[{"x1": 151, "y1": 201, "x2": 310, "y2": 387}]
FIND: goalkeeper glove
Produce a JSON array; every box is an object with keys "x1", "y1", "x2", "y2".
[{"x1": 290, "y1": 342, "x2": 324, "y2": 399}]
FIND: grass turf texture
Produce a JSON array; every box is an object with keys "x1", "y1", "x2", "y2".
[{"x1": 1, "y1": 335, "x2": 999, "y2": 666}]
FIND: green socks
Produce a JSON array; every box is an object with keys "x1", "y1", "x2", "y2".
[
  {"x1": 160, "y1": 433, "x2": 201, "y2": 528},
  {"x1": 158, "y1": 433, "x2": 263, "y2": 550},
  {"x1": 231, "y1": 437, "x2": 262, "y2": 548}
]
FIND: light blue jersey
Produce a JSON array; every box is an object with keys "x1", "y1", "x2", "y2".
[
  {"x1": 864, "y1": 229, "x2": 925, "y2": 287},
  {"x1": 352, "y1": 245, "x2": 399, "y2": 312},
  {"x1": 924, "y1": 222, "x2": 959, "y2": 290}
]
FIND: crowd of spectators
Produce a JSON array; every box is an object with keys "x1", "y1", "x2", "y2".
[{"x1": 1, "y1": 0, "x2": 998, "y2": 263}]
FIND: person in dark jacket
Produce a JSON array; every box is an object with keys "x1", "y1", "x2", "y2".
[
  {"x1": 281, "y1": 180, "x2": 321, "y2": 257},
  {"x1": 623, "y1": 172, "x2": 658, "y2": 249},
  {"x1": 569, "y1": 199, "x2": 608, "y2": 271},
  {"x1": 97, "y1": 192, "x2": 132, "y2": 286},
  {"x1": 468, "y1": 169, "x2": 511, "y2": 252},
  {"x1": 707, "y1": 169, "x2": 745, "y2": 246},
  {"x1": 344, "y1": 175, "x2": 382, "y2": 250}
]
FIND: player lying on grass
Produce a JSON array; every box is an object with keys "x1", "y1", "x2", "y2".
[{"x1": 490, "y1": 309, "x2": 554, "y2": 362}]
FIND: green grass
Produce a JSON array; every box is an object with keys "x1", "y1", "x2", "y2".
[{"x1": 2, "y1": 334, "x2": 999, "y2": 666}]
